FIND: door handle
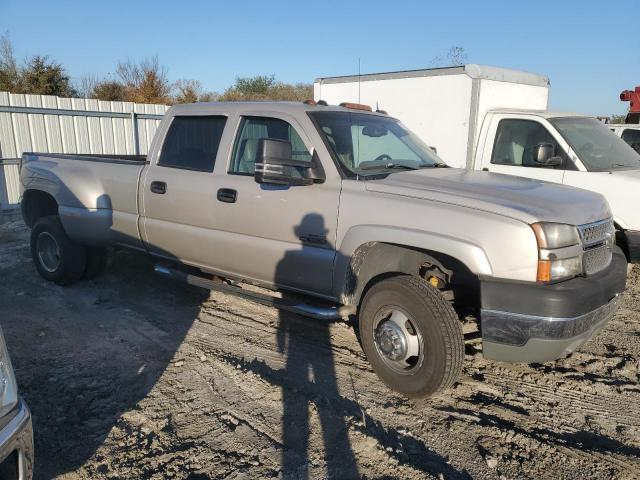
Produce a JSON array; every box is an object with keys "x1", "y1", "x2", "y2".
[
  {"x1": 482, "y1": 167, "x2": 489, "y2": 172},
  {"x1": 217, "y1": 188, "x2": 237, "y2": 203},
  {"x1": 150, "y1": 181, "x2": 167, "y2": 194}
]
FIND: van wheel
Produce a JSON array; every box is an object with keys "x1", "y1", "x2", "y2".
[
  {"x1": 30, "y1": 215, "x2": 86, "y2": 286},
  {"x1": 84, "y1": 246, "x2": 108, "y2": 279},
  {"x1": 359, "y1": 275, "x2": 464, "y2": 398}
]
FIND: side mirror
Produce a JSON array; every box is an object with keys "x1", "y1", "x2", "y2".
[
  {"x1": 254, "y1": 138, "x2": 314, "y2": 186},
  {"x1": 533, "y1": 143, "x2": 562, "y2": 168}
]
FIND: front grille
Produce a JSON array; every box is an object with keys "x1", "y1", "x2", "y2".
[
  {"x1": 578, "y1": 219, "x2": 614, "y2": 247},
  {"x1": 578, "y1": 219, "x2": 614, "y2": 275},
  {"x1": 583, "y1": 245, "x2": 613, "y2": 275}
]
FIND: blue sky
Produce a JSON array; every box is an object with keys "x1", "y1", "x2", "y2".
[{"x1": 1, "y1": 0, "x2": 638, "y2": 114}]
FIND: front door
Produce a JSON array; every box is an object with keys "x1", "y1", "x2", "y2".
[
  {"x1": 211, "y1": 114, "x2": 341, "y2": 296},
  {"x1": 480, "y1": 116, "x2": 570, "y2": 184}
]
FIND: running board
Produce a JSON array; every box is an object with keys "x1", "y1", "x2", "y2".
[{"x1": 154, "y1": 264, "x2": 356, "y2": 320}]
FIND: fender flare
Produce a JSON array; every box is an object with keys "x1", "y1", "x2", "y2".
[{"x1": 333, "y1": 225, "x2": 492, "y2": 304}]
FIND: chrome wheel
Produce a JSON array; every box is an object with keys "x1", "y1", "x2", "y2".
[
  {"x1": 373, "y1": 308, "x2": 423, "y2": 375},
  {"x1": 36, "y1": 232, "x2": 61, "y2": 273}
]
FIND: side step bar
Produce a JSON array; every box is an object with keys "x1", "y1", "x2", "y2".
[{"x1": 154, "y1": 264, "x2": 356, "y2": 320}]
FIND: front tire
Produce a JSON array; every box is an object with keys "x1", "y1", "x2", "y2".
[
  {"x1": 359, "y1": 275, "x2": 464, "y2": 398},
  {"x1": 30, "y1": 216, "x2": 87, "y2": 286}
]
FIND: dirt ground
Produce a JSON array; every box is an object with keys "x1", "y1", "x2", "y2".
[{"x1": 1, "y1": 218, "x2": 639, "y2": 480}]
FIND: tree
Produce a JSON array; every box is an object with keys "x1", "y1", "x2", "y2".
[
  {"x1": 609, "y1": 114, "x2": 627, "y2": 124},
  {"x1": 76, "y1": 74, "x2": 98, "y2": 98},
  {"x1": 219, "y1": 75, "x2": 312, "y2": 101},
  {"x1": 0, "y1": 34, "x2": 19, "y2": 92},
  {"x1": 428, "y1": 46, "x2": 468, "y2": 68},
  {"x1": 20, "y1": 55, "x2": 77, "y2": 97},
  {"x1": 173, "y1": 79, "x2": 200, "y2": 103},
  {"x1": 1, "y1": 34, "x2": 76, "y2": 96},
  {"x1": 116, "y1": 56, "x2": 171, "y2": 104},
  {"x1": 92, "y1": 81, "x2": 127, "y2": 101}
]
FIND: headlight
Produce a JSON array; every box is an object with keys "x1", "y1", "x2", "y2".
[
  {"x1": 531, "y1": 223, "x2": 580, "y2": 249},
  {"x1": 531, "y1": 223, "x2": 582, "y2": 282},
  {"x1": 0, "y1": 326, "x2": 18, "y2": 418}
]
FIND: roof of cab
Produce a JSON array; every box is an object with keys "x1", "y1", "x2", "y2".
[
  {"x1": 166, "y1": 101, "x2": 390, "y2": 117},
  {"x1": 488, "y1": 108, "x2": 592, "y2": 119}
]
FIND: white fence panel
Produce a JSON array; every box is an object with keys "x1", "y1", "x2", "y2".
[{"x1": 0, "y1": 91, "x2": 168, "y2": 209}]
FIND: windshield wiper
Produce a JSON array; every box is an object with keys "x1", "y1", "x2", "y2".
[
  {"x1": 420, "y1": 162, "x2": 449, "y2": 168},
  {"x1": 360, "y1": 162, "x2": 419, "y2": 171}
]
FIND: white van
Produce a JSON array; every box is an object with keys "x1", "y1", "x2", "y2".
[{"x1": 314, "y1": 65, "x2": 640, "y2": 262}]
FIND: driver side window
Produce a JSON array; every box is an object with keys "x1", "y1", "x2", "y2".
[
  {"x1": 229, "y1": 116, "x2": 312, "y2": 175},
  {"x1": 491, "y1": 119, "x2": 565, "y2": 169}
]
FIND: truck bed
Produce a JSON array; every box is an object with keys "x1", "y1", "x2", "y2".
[{"x1": 20, "y1": 152, "x2": 148, "y2": 249}]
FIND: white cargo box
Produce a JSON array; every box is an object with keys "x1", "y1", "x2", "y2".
[{"x1": 314, "y1": 64, "x2": 550, "y2": 168}]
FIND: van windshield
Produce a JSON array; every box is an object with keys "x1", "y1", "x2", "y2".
[
  {"x1": 549, "y1": 117, "x2": 640, "y2": 172},
  {"x1": 309, "y1": 111, "x2": 445, "y2": 177}
]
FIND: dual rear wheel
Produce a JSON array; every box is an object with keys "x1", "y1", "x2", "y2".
[{"x1": 30, "y1": 216, "x2": 107, "y2": 285}]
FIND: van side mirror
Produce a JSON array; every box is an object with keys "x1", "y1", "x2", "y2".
[
  {"x1": 533, "y1": 143, "x2": 562, "y2": 168},
  {"x1": 254, "y1": 138, "x2": 314, "y2": 186}
]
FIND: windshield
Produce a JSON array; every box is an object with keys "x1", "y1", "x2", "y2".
[
  {"x1": 309, "y1": 111, "x2": 445, "y2": 177},
  {"x1": 549, "y1": 117, "x2": 640, "y2": 172}
]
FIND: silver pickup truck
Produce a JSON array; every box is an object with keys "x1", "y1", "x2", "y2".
[{"x1": 19, "y1": 101, "x2": 627, "y2": 398}]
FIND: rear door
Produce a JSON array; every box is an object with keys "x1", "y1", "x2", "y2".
[
  {"x1": 479, "y1": 115, "x2": 572, "y2": 184},
  {"x1": 140, "y1": 115, "x2": 230, "y2": 267},
  {"x1": 210, "y1": 113, "x2": 341, "y2": 296}
]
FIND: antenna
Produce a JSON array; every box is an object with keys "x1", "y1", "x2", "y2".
[{"x1": 358, "y1": 57, "x2": 361, "y2": 104}]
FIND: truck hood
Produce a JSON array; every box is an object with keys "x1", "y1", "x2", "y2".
[
  {"x1": 609, "y1": 168, "x2": 640, "y2": 181},
  {"x1": 365, "y1": 168, "x2": 611, "y2": 226}
]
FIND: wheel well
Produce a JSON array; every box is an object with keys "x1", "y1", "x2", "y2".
[
  {"x1": 614, "y1": 223, "x2": 630, "y2": 262},
  {"x1": 21, "y1": 190, "x2": 58, "y2": 227},
  {"x1": 344, "y1": 242, "x2": 480, "y2": 316}
]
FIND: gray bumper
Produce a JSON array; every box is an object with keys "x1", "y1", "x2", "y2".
[
  {"x1": 0, "y1": 398, "x2": 33, "y2": 480},
  {"x1": 482, "y1": 295, "x2": 620, "y2": 363}
]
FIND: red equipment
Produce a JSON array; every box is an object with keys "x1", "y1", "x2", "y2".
[{"x1": 620, "y1": 86, "x2": 640, "y2": 123}]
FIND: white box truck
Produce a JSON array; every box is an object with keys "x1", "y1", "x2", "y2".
[{"x1": 314, "y1": 65, "x2": 640, "y2": 262}]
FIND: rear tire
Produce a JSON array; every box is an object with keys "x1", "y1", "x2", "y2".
[
  {"x1": 30, "y1": 215, "x2": 86, "y2": 286},
  {"x1": 359, "y1": 275, "x2": 464, "y2": 398},
  {"x1": 84, "y1": 246, "x2": 108, "y2": 279}
]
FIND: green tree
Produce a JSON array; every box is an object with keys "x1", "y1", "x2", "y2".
[
  {"x1": 219, "y1": 75, "x2": 312, "y2": 101},
  {"x1": 20, "y1": 55, "x2": 77, "y2": 97}
]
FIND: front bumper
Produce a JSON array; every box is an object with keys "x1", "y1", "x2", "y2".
[
  {"x1": 0, "y1": 398, "x2": 33, "y2": 480},
  {"x1": 625, "y1": 230, "x2": 640, "y2": 263},
  {"x1": 480, "y1": 247, "x2": 627, "y2": 363}
]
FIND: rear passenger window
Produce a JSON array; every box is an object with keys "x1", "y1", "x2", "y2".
[
  {"x1": 229, "y1": 116, "x2": 311, "y2": 175},
  {"x1": 159, "y1": 116, "x2": 226, "y2": 172}
]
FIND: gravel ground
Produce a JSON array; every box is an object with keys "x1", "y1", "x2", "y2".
[{"x1": 1, "y1": 219, "x2": 639, "y2": 480}]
